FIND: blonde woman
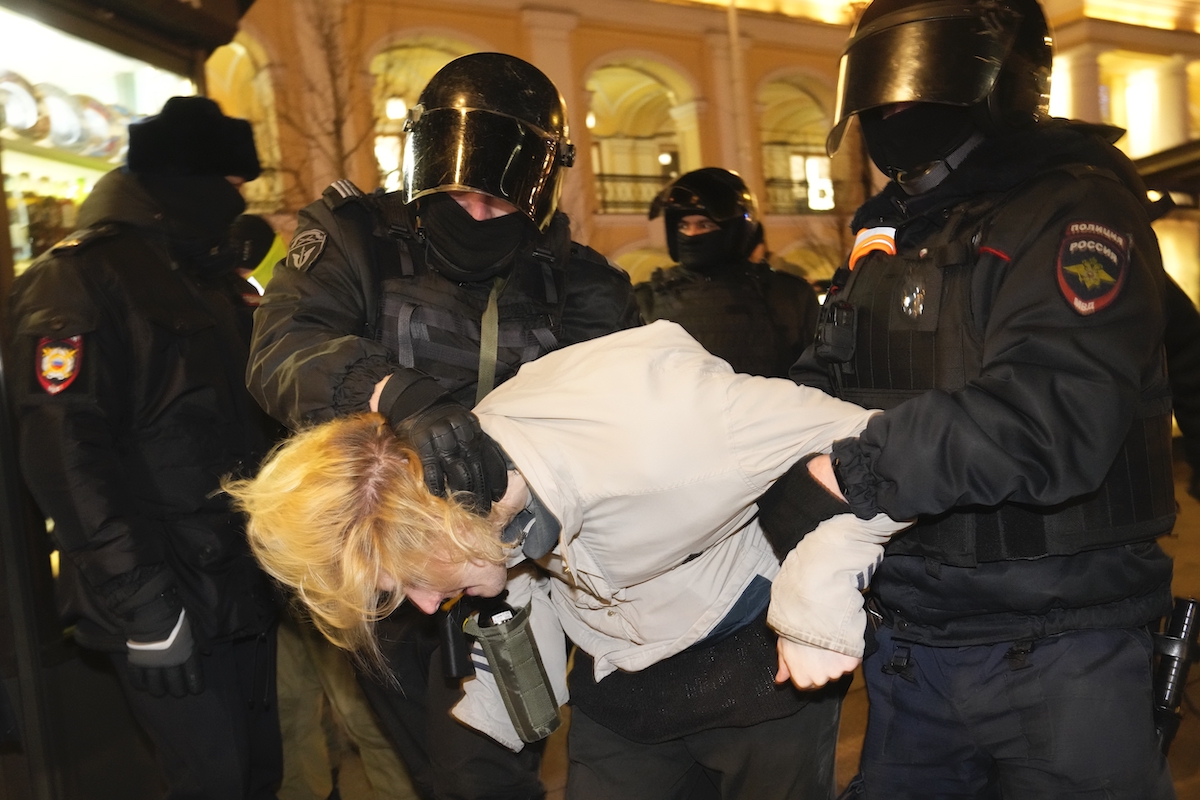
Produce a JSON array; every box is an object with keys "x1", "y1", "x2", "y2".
[{"x1": 229, "y1": 320, "x2": 906, "y2": 800}]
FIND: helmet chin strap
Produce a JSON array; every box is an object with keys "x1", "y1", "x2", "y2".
[{"x1": 894, "y1": 130, "x2": 986, "y2": 196}]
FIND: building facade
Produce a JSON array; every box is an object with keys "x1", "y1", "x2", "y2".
[{"x1": 209, "y1": 0, "x2": 1200, "y2": 289}]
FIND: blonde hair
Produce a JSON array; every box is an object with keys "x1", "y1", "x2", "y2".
[{"x1": 224, "y1": 413, "x2": 505, "y2": 669}]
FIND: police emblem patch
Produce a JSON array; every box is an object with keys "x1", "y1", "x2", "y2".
[
  {"x1": 1056, "y1": 221, "x2": 1129, "y2": 316},
  {"x1": 37, "y1": 336, "x2": 83, "y2": 394},
  {"x1": 286, "y1": 229, "x2": 327, "y2": 271}
]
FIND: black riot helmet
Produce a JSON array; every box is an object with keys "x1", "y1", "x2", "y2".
[
  {"x1": 826, "y1": 0, "x2": 1053, "y2": 160},
  {"x1": 402, "y1": 53, "x2": 576, "y2": 231},
  {"x1": 649, "y1": 168, "x2": 763, "y2": 265}
]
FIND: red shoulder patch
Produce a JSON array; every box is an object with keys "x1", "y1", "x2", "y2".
[
  {"x1": 1056, "y1": 221, "x2": 1129, "y2": 316},
  {"x1": 37, "y1": 336, "x2": 83, "y2": 394}
]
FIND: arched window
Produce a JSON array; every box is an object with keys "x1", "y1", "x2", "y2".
[
  {"x1": 369, "y1": 38, "x2": 473, "y2": 192},
  {"x1": 758, "y1": 74, "x2": 834, "y2": 214},
  {"x1": 586, "y1": 58, "x2": 699, "y2": 215},
  {"x1": 206, "y1": 34, "x2": 284, "y2": 212}
]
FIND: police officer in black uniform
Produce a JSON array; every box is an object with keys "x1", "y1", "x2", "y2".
[
  {"x1": 758, "y1": 0, "x2": 1178, "y2": 797},
  {"x1": 636, "y1": 167, "x2": 819, "y2": 377},
  {"x1": 8, "y1": 96, "x2": 282, "y2": 798},
  {"x1": 246, "y1": 53, "x2": 640, "y2": 800}
]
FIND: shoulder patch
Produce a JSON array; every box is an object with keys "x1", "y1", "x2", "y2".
[
  {"x1": 37, "y1": 336, "x2": 83, "y2": 394},
  {"x1": 286, "y1": 229, "x2": 328, "y2": 272},
  {"x1": 1056, "y1": 221, "x2": 1129, "y2": 316}
]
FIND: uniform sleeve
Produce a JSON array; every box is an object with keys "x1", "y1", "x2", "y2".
[
  {"x1": 768, "y1": 272, "x2": 821, "y2": 370},
  {"x1": 10, "y1": 258, "x2": 179, "y2": 640},
  {"x1": 788, "y1": 343, "x2": 837, "y2": 396},
  {"x1": 558, "y1": 250, "x2": 642, "y2": 345},
  {"x1": 1164, "y1": 275, "x2": 1200, "y2": 483},
  {"x1": 246, "y1": 200, "x2": 399, "y2": 428},
  {"x1": 835, "y1": 171, "x2": 1168, "y2": 520}
]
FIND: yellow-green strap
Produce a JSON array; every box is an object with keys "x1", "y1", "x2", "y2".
[{"x1": 476, "y1": 276, "x2": 507, "y2": 405}]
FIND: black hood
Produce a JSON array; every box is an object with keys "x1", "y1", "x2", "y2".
[{"x1": 77, "y1": 168, "x2": 164, "y2": 231}]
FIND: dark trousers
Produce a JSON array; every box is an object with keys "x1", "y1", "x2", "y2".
[
  {"x1": 357, "y1": 608, "x2": 545, "y2": 800},
  {"x1": 860, "y1": 624, "x2": 1176, "y2": 800},
  {"x1": 564, "y1": 688, "x2": 843, "y2": 800},
  {"x1": 110, "y1": 628, "x2": 282, "y2": 800}
]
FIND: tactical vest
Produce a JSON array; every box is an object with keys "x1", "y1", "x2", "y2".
[
  {"x1": 825, "y1": 169, "x2": 1175, "y2": 566},
  {"x1": 638, "y1": 264, "x2": 795, "y2": 378},
  {"x1": 364, "y1": 193, "x2": 571, "y2": 407}
]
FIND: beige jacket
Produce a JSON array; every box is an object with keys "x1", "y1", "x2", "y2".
[{"x1": 458, "y1": 321, "x2": 906, "y2": 748}]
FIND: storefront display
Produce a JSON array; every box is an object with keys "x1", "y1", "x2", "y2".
[{"x1": 1, "y1": 4, "x2": 193, "y2": 274}]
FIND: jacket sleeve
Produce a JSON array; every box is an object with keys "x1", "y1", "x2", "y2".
[
  {"x1": 247, "y1": 199, "x2": 399, "y2": 428},
  {"x1": 10, "y1": 257, "x2": 180, "y2": 641},
  {"x1": 558, "y1": 247, "x2": 643, "y2": 345},
  {"x1": 833, "y1": 170, "x2": 1169, "y2": 520},
  {"x1": 1164, "y1": 274, "x2": 1200, "y2": 479},
  {"x1": 767, "y1": 513, "x2": 908, "y2": 657}
]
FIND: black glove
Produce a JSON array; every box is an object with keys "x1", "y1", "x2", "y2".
[
  {"x1": 757, "y1": 453, "x2": 852, "y2": 561},
  {"x1": 403, "y1": 401, "x2": 508, "y2": 512},
  {"x1": 126, "y1": 611, "x2": 204, "y2": 698}
]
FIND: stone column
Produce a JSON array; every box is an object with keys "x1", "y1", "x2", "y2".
[
  {"x1": 1156, "y1": 55, "x2": 1189, "y2": 152},
  {"x1": 521, "y1": 8, "x2": 592, "y2": 237},
  {"x1": 669, "y1": 100, "x2": 708, "y2": 174},
  {"x1": 704, "y1": 31, "x2": 740, "y2": 171},
  {"x1": 1058, "y1": 43, "x2": 1103, "y2": 123}
]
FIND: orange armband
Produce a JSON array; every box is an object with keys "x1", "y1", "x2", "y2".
[{"x1": 848, "y1": 226, "x2": 896, "y2": 270}]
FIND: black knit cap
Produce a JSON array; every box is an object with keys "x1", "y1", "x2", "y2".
[{"x1": 127, "y1": 96, "x2": 261, "y2": 180}]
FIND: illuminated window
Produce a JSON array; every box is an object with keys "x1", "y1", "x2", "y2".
[
  {"x1": 760, "y1": 75, "x2": 834, "y2": 214},
  {"x1": 587, "y1": 61, "x2": 693, "y2": 214},
  {"x1": 369, "y1": 38, "x2": 473, "y2": 192}
]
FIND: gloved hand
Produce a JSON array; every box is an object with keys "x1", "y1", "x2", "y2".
[
  {"x1": 126, "y1": 610, "x2": 204, "y2": 698},
  {"x1": 403, "y1": 401, "x2": 508, "y2": 513},
  {"x1": 757, "y1": 453, "x2": 851, "y2": 560}
]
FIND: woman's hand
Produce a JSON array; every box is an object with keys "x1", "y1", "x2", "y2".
[{"x1": 775, "y1": 638, "x2": 860, "y2": 690}]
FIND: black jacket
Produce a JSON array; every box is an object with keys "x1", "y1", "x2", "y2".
[
  {"x1": 790, "y1": 121, "x2": 1175, "y2": 644},
  {"x1": 8, "y1": 169, "x2": 279, "y2": 651},
  {"x1": 1164, "y1": 274, "x2": 1200, "y2": 493},
  {"x1": 634, "y1": 261, "x2": 819, "y2": 378},
  {"x1": 247, "y1": 186, "x2": 642, "y2": 428}
]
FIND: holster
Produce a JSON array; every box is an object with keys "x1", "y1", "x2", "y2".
[
  {"x1": 1153, "y1": 596, "x2": 1199, "y2": 754},
  {"x1": 463, "y1": 603, "x2": 561, "y2": 743}
]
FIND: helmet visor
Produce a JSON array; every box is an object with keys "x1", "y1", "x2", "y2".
[
  {"x1": 827, "y1": 3, "x2": 1019, "y2": 154},
  {"x1": 404, "y1": 107, "x2": 562, "y2": 229},
  {"x1": 649, "y1": 180, "x2": 752, "y2": 224}
]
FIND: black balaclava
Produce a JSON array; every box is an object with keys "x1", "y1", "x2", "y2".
[
  {"x1": 859, "y1": 103, "x2": 980, "y2": 193},
  {"x1": 138, "y1": 173, "x2": 247, "y2": 274},
  {"x1": 674, "y1": 219, "x2": 742, "y2": 276},
  {"x1": 420, "y1": 193, "x2": 531, "y2": 282}
]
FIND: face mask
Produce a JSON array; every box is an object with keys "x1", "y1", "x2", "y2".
[
  {"x1": 138, "y1": 174, "x2": 247, "y2": 273},
  {"x1": 421, "y1": 194, "x2": 530, "y2": 281},
  {"x1": 860, "y1": 104, "x2": 977, "y2": 180},
  {"x1": 676, "y1": 226, "x2": 737, "y2": 275}
]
